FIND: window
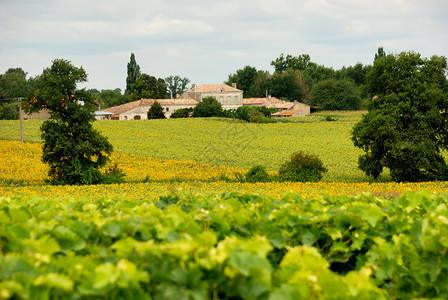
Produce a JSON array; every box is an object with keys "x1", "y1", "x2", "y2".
[
  {"x1": 234, "y1": 96, "x2": 239, "y2": 104},
  {"x1": 219, "y1": 96, "x2": 224, "y2": 103},
  {"x1": 227, "y1": 96, "x2": 231, "y2": 104},
  {"x1": 166, "y1": 107, "x2": 169, "y2": 112}
]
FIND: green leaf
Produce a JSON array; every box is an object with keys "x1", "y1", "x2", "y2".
[
  {"x1": 269, "y1": 284, "x2": 300, "y2": 300},
  {"x1": 33, "y1": 273, "x2": 74, "y2": 291},
  {"x1": 359, "y1": 206, "x2": 385, "y2": 227}
]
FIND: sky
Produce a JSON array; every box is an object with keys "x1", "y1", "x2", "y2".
[{"x1": 1, "y1": 0, "x2": 447, "y2": 92}]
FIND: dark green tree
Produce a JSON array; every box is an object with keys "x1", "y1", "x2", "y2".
[
  {"x1": 125, "y1": 53, "x2": 141, "y2": 94},
  {"x1": 147, "y1": 100, "x2": 166, "y2": 119},
  {"x1": 165, "y1": 76, "x2": 190, "y2": 98},
  {"x1": 0, "y1": 68, "x2": 29, "y2": 119},
  {"x1": 374, "y1": 47, "x2": 386, "y2": 61},
  {"x1": 271, "y1": 54, "x2": 312, "y2": 73},
  {"x1": 192, "y1": 96, "x2": 222, "y2": 117},
  {"x1": 310, "y1": 78, "x2": 361, "y2": 110},
  {"x1": 225, "y1": 66, "x2": 258, "y2": 97},
  {"x1": 352, "y1": 51, "x2": 448, "y2": 181},
  {"x1": 270, "y1": 68, "x2": 306, "y2": 101},
  {"x1": 23, "y1": 59, "x2": 120, "y2": 185},
  {"x1": 129, "y1": 74, "x2": 167, "y2": 100}
]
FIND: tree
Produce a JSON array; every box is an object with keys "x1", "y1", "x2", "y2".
[
  {"x1": 23, "y1": 59, "x2": 119, "y2": 185},
  {"x1": 352, "y1": 51, "x2": 448, "y2": 182},
  {"x1": 374, "y1": 47, "x2": 386, "y2": 61},
  {"x1": 165, "y1": 76, "x2": 190, "y2": 98},
  {"x1": 129, "y1": 74, "x2": 167, "y2": 100},
  {"x1": 310, "y1": 78, "x2": 361, "y2": 110},
  {"x1": 225, "y1": 66, "x2": 258, "y2": 97},
  {"x1": 147, "y1": 100, "x2": 166, "y2": 119},
  {"x1": 125, "y1": 53, "x2": 141, "y2": 94},
  {"x1": 192, "y1": 96, "x2": 222, "y2": 117},
  {"x1": 271, "y1": 54, "x2": 312, "y2": 73},
  {"x1": 0, "y1": 68, "x2": 28, "y2": 119},
  {"x1": 270, "y1": 68, "x2": 306, "y2": 101}
]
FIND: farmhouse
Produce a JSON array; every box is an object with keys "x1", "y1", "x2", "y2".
[
  {"x1": 243, "y1": 97, "x2": 311, "y2": 117},
  {"x1": 182, "y1": 83, "x2": 243, "y2": 109},
  {"x1": 103, "y1": 98, "x2": 198, "y2": 120}
]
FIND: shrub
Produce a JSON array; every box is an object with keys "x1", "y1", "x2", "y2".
[
  {"x1": 170, "y1": 107, "x2": 193, "y2": 118},
  {"x1": 147, "y1": 100, "x2": 166, "y2": 119},
  {"x1": 192, "y1": 96, "x2": 222, "y2": 117},
  {"x1": 278, "y1": 151, "x2": 327, "y2": 182},
  {"x1": 245, "y1": 165, "x2": 271, "y2": 183}
]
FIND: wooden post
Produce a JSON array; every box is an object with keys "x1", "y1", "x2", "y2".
[{"x1": 19, "y1": 98, "x2": 24, "y2": 142}]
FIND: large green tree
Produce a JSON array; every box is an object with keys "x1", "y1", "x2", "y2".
[
  {"x1": 310, "y1": 78, "x2": 361, "y2": 110},
  {"x1": 270, "y1": 68, "x2": 306, "y2": 101},
  {"x1": 129, "y1": 74, "x2": 167, "y2": 100},
  {"x1": 125, "y1": 53, "x2": 141, "y2": 94},
  {"x1": 225, "y1": 66, "x2": 257, "y2": 97},
  {"x1": 24, "y1": 59, "x2": 118, "y2": 185},
  {"x1": 352, "y1": 51, "x2": 448, "y2": 182}
]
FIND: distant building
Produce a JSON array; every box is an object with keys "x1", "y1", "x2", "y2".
[
  {"x1": 182, "y1": 83, "x2": 243, "y2": 109},
  {"x1": 103, "y1": 98, "x2": 198, "y2": 120}
]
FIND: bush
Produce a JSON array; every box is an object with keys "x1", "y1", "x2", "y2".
[
  {"x1": 278, "y1": 151, "x2": 327, "y2": 182},
  {"x1": 0, "y1": 102, "x2": 19, "y2": 120},
  {"x1": 245, "y1": 165, "x2": 271, "y2": 183},
  {"x1": 170, "y1": 107, "x2": 193, "y2": 118},
  {"x1": 192, "y1": 97, "x2": 222, "y2": 117},
  {"x1": 147, "y1": 100, "x2": 166, "y2": 119}
]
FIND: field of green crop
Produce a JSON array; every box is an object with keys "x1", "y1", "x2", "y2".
[{"x1": 0, "y1": 111, "x2": 383, "y2": 182}]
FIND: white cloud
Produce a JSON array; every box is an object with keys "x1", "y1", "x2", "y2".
[{"x1": 0, "y1": 0, "x2": 447, "y2": 89}]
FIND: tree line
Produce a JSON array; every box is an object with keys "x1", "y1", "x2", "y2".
[{"x1": 1, "y1": 48, "x2": 384, "y2": 120}]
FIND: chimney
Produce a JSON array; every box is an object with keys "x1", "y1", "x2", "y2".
[
  {"x1": 232, "y1": 83, "x2": 237, "y2": 89},
  {"x1": 192, "y1": 84, "x2": 196, "y2": 92}
]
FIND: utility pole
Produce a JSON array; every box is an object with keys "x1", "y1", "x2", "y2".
[{"x1": 18, "y1": 97, "x2": 24, "y2": 142}]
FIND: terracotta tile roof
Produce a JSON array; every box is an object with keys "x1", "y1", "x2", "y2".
[
  {"x1": 103, "y1": 99, "x2": 153, "y2": 115},
  {"x1": 265, "y1": 101, "x2": 295, "y2": 109},
  {"x1": 242, "y1": 97, "x2": 284, "y2": 105},
  {"x1": 185, "y1": 84, "x2": 242, "y2": 93},
  {"x1": 271, "y1": 109, "x2": 301, "y2": 116},
  {"x1": 103, "y1": 98, "x2": 198, "y2": 115}
]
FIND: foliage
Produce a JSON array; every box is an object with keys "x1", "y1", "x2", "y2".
[
  {"x1": 129, "y1": 74, "x2": 167, "y2": 100},
  {"x1": 278, "y1": 151, "x2": 328, "y2": 182},
  {"x1": 336, "y1": 62, "x2": 371, "y2": 86},
  {"x1": 1, "y1": 191, "x2": 448, "y2": 298},
  {"x1": 244, "y1": 165, "x2": 271, "y2": 183},
  {"x1": 270, "y1": 68, "x2": 306, "y2": 101},
  {"x1": 23, "y1": 59, "x2": 120, "y2": 185},
  {"x1": 165, "y1": 75, "x2": 190, "y2": 98},
  {"x1": 192, "y1": 96, "x2": 222, "y2": 117},
  {"x1": 170, "y1": 107, "x2": 193, "y2": 118},
  {"x1": 352, "y1": 51, "x2": 448, "y2": 181},
  {"x1": 310, "y1": 78, "x2": 361, "y2": 110},
  {"x1": 125, "y1": 53, "x2": 141, "y2": 94},
  {"x1": 270, "y1": 53, "x2": 312, "y2": 73},
  {"x1": 0, "y1": 102, "x2": 19, "y2": 120},
  {"x1": 147, "y1": 100, "x2": 166, "y2": 119},
  {"x1": 226, "y1": 66, "x2": 258, "y2": 97},
  {"x1": 90, "y1": 88, "x2": 130, "y2": 109}
]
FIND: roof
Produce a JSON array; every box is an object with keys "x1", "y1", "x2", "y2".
[
  {"x1": 265, "y1": 101, "x2": 295, "y2": 109},
  {"x1": 271, "y1": 109, "x2": 301, "y2": 117},
  {"x1": 103, "y1": 98, "x2": 198, "y2": 115},
  {"x1": 242, "y1": 97, "x2": 284, "y2": 105},
  {"x1": 94, "y1": 111, "x2": 114, "y2": 116},
  {"x1": 185, "y1": 84, "x2": 242, "y2": 93}
]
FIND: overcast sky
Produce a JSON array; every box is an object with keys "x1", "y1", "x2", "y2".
[{"x1": 1, "y1": 0, "x2": 447, "y2": 92}]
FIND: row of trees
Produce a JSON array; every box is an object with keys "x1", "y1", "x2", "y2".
[{"x1": 225, "y1": 51, "x2": 381, "y2": 110}]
